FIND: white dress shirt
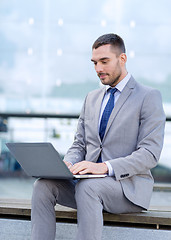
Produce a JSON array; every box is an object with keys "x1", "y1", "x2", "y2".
[{"x1": 99, "y1": 73, "x2": 131, "y2": 176}]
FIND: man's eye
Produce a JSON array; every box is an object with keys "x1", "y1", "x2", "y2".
[{"x1": 102, "y1": 61, "x2": 107, "y2": 64}]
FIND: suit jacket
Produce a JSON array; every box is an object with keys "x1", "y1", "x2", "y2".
[{"x1": 64, "y1": 76, "x2": 166, "y2": 209}]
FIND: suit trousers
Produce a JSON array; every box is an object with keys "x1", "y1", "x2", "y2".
[{"x1": 31, "y1": 177, "x2": 142, "y2": 240}]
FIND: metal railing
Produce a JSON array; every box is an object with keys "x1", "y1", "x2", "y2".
[
  {"x1": 0, "y1": 112, "x2": 170, "y2": 121},
  {"x1": 0, "y1": 112, "x2": 80, "y2": 119},
  {"x1": 0, "y1": 112, "x2": 170, "y2": 181}
]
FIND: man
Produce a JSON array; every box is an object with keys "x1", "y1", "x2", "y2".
[{"x1": 31, "y1": 33, "x2": 165, "y2": 240}]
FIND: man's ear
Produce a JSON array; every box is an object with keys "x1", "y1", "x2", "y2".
[{"x1": 119, "y1": 53, "x2": 127, "y2": 65}]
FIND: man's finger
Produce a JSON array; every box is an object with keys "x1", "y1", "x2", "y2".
[
  {"x1": 78, "y1": 169, "x2": 89, "y2": 175},
  {"x1": 72, "y1": 165, "x2": 87, "y2": 174},
  {"x1": 70, "y1": 161, "x2": 88, "y2": 174}
]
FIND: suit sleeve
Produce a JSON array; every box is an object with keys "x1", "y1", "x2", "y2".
[
  {"x1": 110, "y1": 89, "x2": 166, "y2": 181},
  {"x1": 63, "y1": 97, "x2": 87, "y2": 165}
]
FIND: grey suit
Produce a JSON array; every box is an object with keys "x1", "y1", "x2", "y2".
[
  {"x1": 31, "y1": 76, "x2": 165, "y2": 240},
  {"x1": 64, "y1": 76, "x2": 165, "y2": 209}
]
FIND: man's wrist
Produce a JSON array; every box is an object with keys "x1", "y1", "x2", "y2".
[
  {"x1": 105, "y1": 161, "x2": 115, "y2": 176},
  {"x1": 102, "y1": 162, "x2": 108, "y2": 173}
]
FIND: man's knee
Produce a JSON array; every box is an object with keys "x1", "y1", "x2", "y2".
[
  {"x1": 75, "y1": 179, "x2": 99, "y2": 200},
  {"x1": 32, "y1": 179, "x2": 56, "y2": 203}
]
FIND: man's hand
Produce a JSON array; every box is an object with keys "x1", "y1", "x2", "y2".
[
  {"x1": 64, "y1": 160, "x2": 72, "y2": 170},
  {"x1": 70, "y1": 161, "x2": 108, "y2": 175}
]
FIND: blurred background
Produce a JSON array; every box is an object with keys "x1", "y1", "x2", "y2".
[{"x1": 0, "y1": 0, "x2": 171, "y2": 199}]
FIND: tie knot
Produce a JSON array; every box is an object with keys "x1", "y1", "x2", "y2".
[{"x1": 109, "y1": 88, "x2": 117, "y2": 95}]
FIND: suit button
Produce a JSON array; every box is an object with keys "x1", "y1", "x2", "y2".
[
  {"x1": 100, "y1": 145, "x2": 102, "y2": 149},
  {"x1": 120, "y1": 173, "x2": 129, "y2": 178}
]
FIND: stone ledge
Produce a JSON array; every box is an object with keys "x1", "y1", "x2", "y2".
[{"x1": 0, "y1": 199, "x2": 171, "y2": 230}]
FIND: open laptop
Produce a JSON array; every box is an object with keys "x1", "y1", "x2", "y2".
[{"x1": 6, "y1": 142, "x2": 107, "y2": 179}]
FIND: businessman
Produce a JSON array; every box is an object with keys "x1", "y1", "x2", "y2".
[{"x1": 31, "y1": 33, "x2": 165, "y2": 240}]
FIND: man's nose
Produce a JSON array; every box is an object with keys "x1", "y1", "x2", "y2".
[{"x1": 95, "y1": 63, "x2": 103, "y2": 73}]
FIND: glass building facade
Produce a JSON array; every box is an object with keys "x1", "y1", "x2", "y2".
[
  {"x1": 0, "y1": 0, "x2": 171, "y2": 114},
  {"x1": 0, "y1": 0, "x2": 171, "y2": 181}
]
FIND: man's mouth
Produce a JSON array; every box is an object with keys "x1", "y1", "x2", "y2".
[{"x1": 98, "y1": 73, "x2": 108, "y2": 79}]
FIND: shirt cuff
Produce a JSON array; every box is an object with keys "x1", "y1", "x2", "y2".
[{"x1": 105, "y1": 161, "x2": 115, "y2": 176}]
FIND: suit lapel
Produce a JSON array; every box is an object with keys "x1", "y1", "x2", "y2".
[
  {"x1": 103, "y1": 77, "x2": 136, "y2": 141},
  {"x1": 94, "y1": 87, "x2": 106, "y2": 138}
]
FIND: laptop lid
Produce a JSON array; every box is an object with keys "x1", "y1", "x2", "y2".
[{"x1": 6, "y1": 142, "x2": 107, "y2": 179}]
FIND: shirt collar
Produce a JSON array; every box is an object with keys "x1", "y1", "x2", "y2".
[{"x1": 105, "y1": 73, "x2": 131, "y2": 93}]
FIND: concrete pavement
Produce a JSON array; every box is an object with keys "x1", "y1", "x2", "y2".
[{"x1": 0, "y1": 219, "x2": 171, "y2": 240}]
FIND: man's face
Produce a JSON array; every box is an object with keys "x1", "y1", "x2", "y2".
[{"x1": 91, "y1": 44, "x2": 126, "y2": 87}]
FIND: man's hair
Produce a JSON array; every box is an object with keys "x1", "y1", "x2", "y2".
[{"x1": 92, "y1": 33, "x2": 126, "y2": 54}]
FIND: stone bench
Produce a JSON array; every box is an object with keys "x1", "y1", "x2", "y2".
[{"x1": 0, "y1": 199, "x2": 171, "y2": 230}]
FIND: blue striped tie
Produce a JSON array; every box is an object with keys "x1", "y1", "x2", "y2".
[
  {"x1": 97, "y1": 88, "x2": 117, "y2": 162},
  {"x1": 99, "y1": 88, "x2": 117, "y2": 141}
]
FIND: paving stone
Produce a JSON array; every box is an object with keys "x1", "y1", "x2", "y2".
[{"x1": 0, "y1": 219, "x2": 171, "y2": 240}]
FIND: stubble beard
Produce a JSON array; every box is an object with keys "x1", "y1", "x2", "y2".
[
  {"x1": 99, "y1": 71, "x2": 121, "y2": 87},
  {"x1": 109, "y1": 72, "x2": 121, "y2": 87},
  {"x1": 98, "y1": 61, "x2": 122, "y2": 87}
]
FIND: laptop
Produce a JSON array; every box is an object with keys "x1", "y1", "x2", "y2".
[{"x1": 6, "y1": 142, "x2": 107, "y2": 179}]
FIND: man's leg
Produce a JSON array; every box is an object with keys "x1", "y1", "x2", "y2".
[
  {"x1": 31, "y1": 178, "x2": 77, "y2": 240},
  {"x1": 75, "y1": 177, "x2": 142, "y2": 240}
]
